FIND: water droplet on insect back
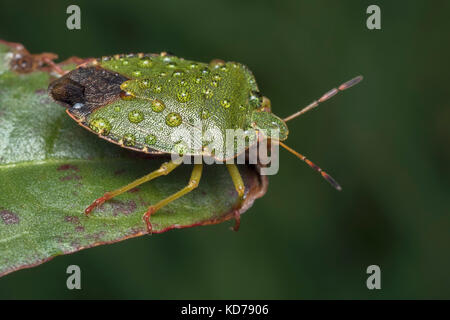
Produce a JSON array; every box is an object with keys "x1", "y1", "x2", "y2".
[
  {"x1": 151, "y1": 99, "x2": 165, "y2": 112},
  {"x1": 89, "y1": 118, "x2": 111, "y2": 135},
  {"x1": 221, "y1": 99, "x2": 231, "y2": 109},
  {"x1": 120, "y1": 91, "x2": 135, "y2": 100},
  {"x1": 202, "y1": 88, "x2": 213, "y2": 99},
  {"x1": 128, "y1": 110, "x2": 144, "y2": 123},
  {"x1": 153, "y1": 85, "x2": 163, "y2": 93},
  {"x1": 172, "y1": 70, "x2": 184, "y2": 77},
  {"x1": 249, "y1": 91, "x2": 262, "y2": 107},
  {"x1": 139, "y1": 79, "x2": 151, "y2": 88},
  {"x1": 201, "y1": 109, "x2": 210, "y2": 119},
  {"x1": 145, "y1": 134, "x2": 157, "y2": 145},
  {"x1": 177, "y1": 89, "x2": 191, "y2": 102},
  {"x1": 166, "y1": 112, "x2": 182, "y2": 127},
  {"x1": 138, "y1": 57, "x2": 153, "y2": 68},
  {"x1": 123, "y1": 133, "x2": 136, "y2": 146}
]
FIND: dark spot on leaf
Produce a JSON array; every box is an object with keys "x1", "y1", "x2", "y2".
[
  {"x1": 128, "y1": 187, "x2": 140, "y2": 193},
  {"x1": 70, "y1": 240, "x2": 81, "y2": 249},
  {"x1": 35, "y1": 89, "x2": 46, "y2": 95},
  {"x1": 109, "y1": 200, "x2": 137, "y2": 216},
  {"x1": 130, "y1": 227, "x2": 144, "y2": 234},
  {"x1": 60, "y1": 174, "x2": 82, "y2": 181},
  {"x1": 0, "y1": 210, "x2": 19, "y2": 225},
  {"x1": 85, "y1": 231, "x2": 106, "y2": 242},
  {"x1": 58, "y1": 164, "x2": 79, "y2": 171},
  {"x1": 75, "y1": 226, "x2": 85, "y2": 232},
  {"x1": 114, "y1": 169, "x2": 126, "y2": 175},
  {"x1": 138, "y1": 195, "x2": 150, "y2": 207},
  {"x1": 64, "y1": 216, "x2": 80, "y2": 224}
]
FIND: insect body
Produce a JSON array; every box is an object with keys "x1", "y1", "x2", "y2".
[{"x1": 48, "y1": 52, "x2": 362, "y2": 232}]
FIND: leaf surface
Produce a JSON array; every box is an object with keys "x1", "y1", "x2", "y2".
[{"x1": 0, "y1": 41, "x2": 267, "y2": 277}]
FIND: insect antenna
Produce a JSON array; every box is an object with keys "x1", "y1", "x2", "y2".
[
  {"x1": 278, "y1": 141, "x2": 342, "y2": 191},
  {"x1": 283, "y1": 75, "x2": 363, "y2": 122}
]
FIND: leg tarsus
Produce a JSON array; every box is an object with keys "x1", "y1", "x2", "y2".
[
  {"x1": 84, "y1": 192, "x2": 112, "y2": 215},
  {"x1": 226, "y1": 164, "x2": 246, "y2": 231},
  {"x1": 143, "y1": 207, "x2": 156, "y2": 234},
  {"x1": 232, "y1": 209, "x2": 241, "y2": 231}
]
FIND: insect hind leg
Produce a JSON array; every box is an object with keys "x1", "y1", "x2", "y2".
[
  {"x1": 143, "y1": 163, "x2": 203, "y2": 233},
  {"x1": 226, "y1": 164, "x2": 246, "y2": 231},
  {"x1": 84, "y1": 160, "x2": 181, "y2": 215}
]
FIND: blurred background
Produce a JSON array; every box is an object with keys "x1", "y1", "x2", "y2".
[{"x1": 0, "y1": 0, "x2": 449, "y2": 299}]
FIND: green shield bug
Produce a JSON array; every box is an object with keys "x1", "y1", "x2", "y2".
[{"x1": 48, "y1": 52, "x2": 362, "y2": 232}]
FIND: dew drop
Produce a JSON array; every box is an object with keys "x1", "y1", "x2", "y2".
[
  {"x1": 177, "y1": 89, "x2": 191, "y2": 103},
  {"x1": 212, "y1": 74, "x2": 222, "y2": 81},
  {"x1": 139, "y1": 79, "x2": 151, "y2": 88},
  {"x1": 210, "y1": 59, "x2": 225, "y2": 68},
  {"x1": 159, "y1": 71, "x2": 168, "y2": 77},
  {"x1": 122, "y1": 60, "x2": 129, "y2": 66},
  {"x1": 166, "y1": 112, "x2": 182, "y2": 127},
  {"x1": 128, "y1": 110, "x2": 144, "y2": 123},
  {"x1": 174, "y1": 142, "x2": 188, "y2": 155},
  {"x1": 221, "y1": 99, "x2": 231, "y2": 109},
  {"x1": 194, "y1": 76, "x2": 203, "y2": 84},
  {"x1": 132, "y1": 70, "x2": 142, "y2": 77},
  {"x1": 120, "y1": 81, "x2": 131, "y2": 90},
  {"x1": 89, "y1": 118, "x2": 111, "y2": 136},
  {"x1": 172, "y1": 69, "x2": 184, "y2": 77},
  {"x1": 145, "y1": 134, "x2": 157, "y2": 145},
  {"x1": 249, "y1": 90, "x2": 262, "y2": 107},
  {"x1": 153, "y1": 85, "x2": 163, "y2": 93},
  {"x1": 189, "y1": 62, "x2": 199, "y2": 69},
  {"x1": 138, "y1": 57, "x2": 153, "y2": 68},
  {"x1": 120, "y1": 91, "x2": 135, "y2": 100},
  {"x1": 72, "y1": 103, "x2": 84, "y2": 110},
  {"x1": 151, "y1": 99, "x2": 165, "y2": 112},
  {"x1": 201, "y1": 67, "x2": 210, "y2": 75},
  {"x1": 167, "y1": 61, "x2": 177, "y2": 68},
  {"x1": 123, "y1": 133, "x2": 136, "y2": 146},
  {"x1": 211, "y1": 80, "x2": 219, "y2": 88},
  {"x1": 202, "y1": 88, "x2": 214, "y2": 99},
  {"x1": 201, "y1": 109, "x2": 210, "y2": 119}
]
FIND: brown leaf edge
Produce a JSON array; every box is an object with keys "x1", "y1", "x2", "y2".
[{"x1": 0, "y1": 40, "x2": 269, "y2": 277}]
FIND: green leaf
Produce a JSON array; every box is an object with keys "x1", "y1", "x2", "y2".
[{"x1": 0, "y1": 41, "x2": 267, "y2": 277}]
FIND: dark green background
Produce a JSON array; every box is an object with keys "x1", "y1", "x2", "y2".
[{"x1": 0, "y1": 0, "x2": 449, "y2": 299}]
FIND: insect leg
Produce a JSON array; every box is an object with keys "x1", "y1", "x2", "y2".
[
  {"x1": 143, "y1": 163, "x2": 203, "y2": 233},
  {"x1": 226, "y1": 164, "x2": 246, "y2": 231},
  {"x1": 85, "y1": 160, "x2": 181, "y2": 215}
]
